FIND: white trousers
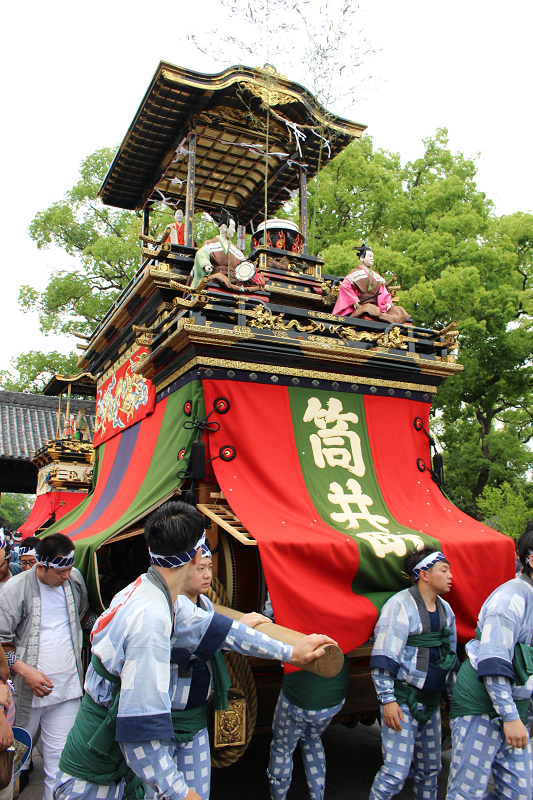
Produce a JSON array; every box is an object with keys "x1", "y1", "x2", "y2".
[{"x1": 25, "y1": 699, "x2": 80, "y2": 800}]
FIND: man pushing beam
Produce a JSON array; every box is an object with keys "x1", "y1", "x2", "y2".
[{"x1": 54, "y1": 501, "x2": 337, "y2": 800}]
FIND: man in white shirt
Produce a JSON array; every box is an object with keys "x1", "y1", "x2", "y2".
[{"x1": 0, "y1": 533, "x2": 95, "y2": 800}]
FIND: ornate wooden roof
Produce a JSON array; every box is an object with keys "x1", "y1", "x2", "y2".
[
  {"x1": 0, "y1": 392, "x2": 95, "y2": 462},
  {"x1": 98, "y1": 62, "x2": 366, "y2": 224}
]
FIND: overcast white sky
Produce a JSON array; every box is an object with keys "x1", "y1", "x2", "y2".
[{"x1": 1, "y1": 0, "x2": 531, "y2": 374}]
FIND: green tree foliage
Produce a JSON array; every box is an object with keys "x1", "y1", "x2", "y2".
[
  {"x1": 14, "y1": 148, "x2": 220, "y2": 393},
  {"x1": 25, "y1": 147, "x2": 215, "y2": 339},
  {"x1": 0, "y1": 351, "x2": 79, "y2": 393},
  {"x1": 477, "y1": 482, "x2": 531, "y2": 540},
  {"x1": 311, "y1": 129, "x2": 533, "y2": 517},
  {"x1": 0, "y1": 493, "x2": 34, "y2": 529},
  {"x1": 26, "y1": 147, "x2": 152, "y2": 337}
]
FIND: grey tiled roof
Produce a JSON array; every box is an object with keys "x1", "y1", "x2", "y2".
[{"x1": 0, "y1": 391, "x2": 96, "y2": 461}]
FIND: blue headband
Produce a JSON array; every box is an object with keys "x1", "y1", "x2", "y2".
[
  {"x1": 201, "y1": 543, "x2": 212, "y2": 558},
  {"x1": 412, "y1": 551, "x2": 446, "y2": 580},
  {"x1": 149, "y1": 532, "x2": 206, "y2": 569},
  {"x1": 36, "y1": 551, "x2": 75, "y2": 569},
  {"x1": 0, "y1": 529, "x2": 5, "y2": 551}
]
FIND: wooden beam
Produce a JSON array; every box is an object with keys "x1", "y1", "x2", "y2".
[
  {"x1": 299, "y1": 165, "x2": 308, "y2": 255},
  {"x1": 185, "y1": 122, "x2": 197, "y2": 247}
]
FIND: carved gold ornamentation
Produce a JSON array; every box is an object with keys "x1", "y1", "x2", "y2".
[
  {"x1": 331, "y1": 325, "x2": 408, "y2": 350},
  {"x1": 265, "y1": 283, "x2": 323, "y2": 303},
  {"x1": 132, "y1": 325, "x2": 153, "y2": 347},
  {"x1": 309, "y1": 311, "x2": 345, "y2": 321},
  {"x1": 244, "y1": 305, "x2": 325, "y2": 333},
  {"x1": 154, "y1": 355, "x2": 439, "y2": 394},
  {"x1": 242, "y1": 78, "x2": 297, "y2": 108},
  {"x1": 172, "y1": 296, "x2": 210, "y2": 309},
  {"x1": 214, "y1": 698, "x2": 247, "y2": 748},
  {"x1": 381, "y1": 326, "x2": 408, "y2": 350},
  {"x1": 307, "y1": 335, "x2": 346, "y2": 348},
  {"x1": 321, "y1": 280, "x2": 340, "y2": 304}
]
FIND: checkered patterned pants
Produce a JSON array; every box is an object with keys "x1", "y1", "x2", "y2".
[
  {"x1": 446, "y1": 714, "x2": 532, "y2": 800},
  {"x1": 266, "y1": 691, "x2": 344, "y2": 800},
  {"x1": 53, "y1": 770, "x2": 124, "y2": 800},
  {"x1": 170, "y1": 729, "x2": 211, "y2": 800},
  {"x1": 369, "y1": 703, "x2": 441, "y2": 800},
  {"x1": 144, "y1": 729, "x2": 212, "y2": 800},
  {"x1": 53, "y1": 730, "x2": 210, "y2": 800}
]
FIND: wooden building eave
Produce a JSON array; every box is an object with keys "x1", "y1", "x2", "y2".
[{"x1": 98, "y1": 62, "x2": 367, "y2": 222}]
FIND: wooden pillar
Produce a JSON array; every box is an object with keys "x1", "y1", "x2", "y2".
[
  {"x1": 65, "y1": 383, "x2": 72, "y2": 430},
  {"x1": 185, "y1": 120, "x2": 197, "y2": 247},
  {"x1": 143, "y1": 206, "x2": 150, "y2": 237},
  {"x1": 56, "y1": 393, "x2": 63, "y2": 439},
  {"x1": 299, "y1": 166, "x2": 308, "y2": 255}
]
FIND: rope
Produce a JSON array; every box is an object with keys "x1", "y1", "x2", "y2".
[{"x1": 207, "y1": 578, "x2": 258, "y2": 768}]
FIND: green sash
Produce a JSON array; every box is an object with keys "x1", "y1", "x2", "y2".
[
  {"x1": 172, "y1": 702, "x2": 210, "y2": 744},
  {"x1": 59, "y1": 656, "x2": 145, "y2": 800},
  {"x1": 282, "y1": 656, "x2": 350, "y2": 711},
  {"x1": 450, "y1": 658, "x2": 530, "y2": 724},
  {"x1": 450, "y1": 628, "x2": 533, "y2": 723},
  {"x1": 406, "y1": 627, "x2": 457, "y2": 673},
  {"x1": 393, "y1": 681, "x2": 442, "y2": 725},
  {"x1": 211, "y1": 650, "x2": 232, "y2": 711}
]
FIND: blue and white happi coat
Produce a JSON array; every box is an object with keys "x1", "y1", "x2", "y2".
[
  {"x1": 369, "y1": 585, "x2": 457, "y2": 704},
  {"x1": 169, "y1": 594, "x2": 292, "y2": 710},
  {"x1": 445, "y1": 574, "x2": 533, "y2": 800},
  {"x1": 368, "y1": 585, "x2": 457, "y2": 800},
  {"x1": 74, "y1": 569, "x2": 294, "y2": 800},
  {"x1": 462, "y1": 573, "x2": 533, "y2": 719}
]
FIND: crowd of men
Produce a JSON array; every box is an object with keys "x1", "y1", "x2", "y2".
[{"x1": 0, "y1": 504, "x2": 531, "y2": 800}]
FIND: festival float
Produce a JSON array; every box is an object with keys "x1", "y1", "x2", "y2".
[
  {"x1": 13, "y1": 378, "x2": 96, "y2": 538},
  {"x1": 41, "y1": 62, "x2": 515, "y2": 758}
]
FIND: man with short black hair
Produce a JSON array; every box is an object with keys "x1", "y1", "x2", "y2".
[
  {"x1": 18, "y1": 537, "x2": 39, "y2": 571},
  {"x1": 369, "y1": 547, "x2": 457, "y2": 800},
  {"x1": 446, "y1": 529, "x2": 533, "y2": 800},
  {"x1": 0, "y1": 533, "x2": 93, "y2": 799},
  {"x1": 56, "y1": 500, "x2": 336, "y2": 800}
]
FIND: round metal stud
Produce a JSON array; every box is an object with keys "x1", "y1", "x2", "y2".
[
  {"x1": 292, "y1": 378, "x2": 299, "y2": 385},
  {"x1": 219, "y1": 445, "x2": 236, "y2": 462},
  {"x1": 213, "y1": 397, "x2": 230, "y2": 414},
  {"x1": 370, "y1": 386, "x2": 377, "y2": 393},
  {"x1": 205, "y1": 369, "x2": 213, "y2": 377},
  {"x1": 312, "y1": 380, "x2": 319, "y2": 387},
  {"x1": 332, "y1": 382, "x2": 339, "y2": 390},
  {"x1": 388, "y1": 388, "x2": 394, "y2": 395},
  {"x1": 227, "y1": 370, "x2": 235, "y2": 378},
  {"x1": 423, "y1": 394, "x2": 430, "y2": 401},
  {"x1": 405, "y1": 391, "x2": 412, "y2": 398},
  {"x1": 249, "y1": 373, "x2": 257, "y2": 381},
  {"x1": 351, "y1": 384, "x2": 359, "y2": 392},
  {"x1": 271, "y1": 375, "x2": 279, "y2": 383}
]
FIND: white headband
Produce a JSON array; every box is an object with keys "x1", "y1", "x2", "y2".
[
  {"x1": 412, "y1": 551, "x2": 446, "y2": 580},
  {"x1": 149, "y1": 532, "x2": 206, "y2": 569},
  {"x1": 35, "y1": 551, "x2": 75, "y2": 569}
]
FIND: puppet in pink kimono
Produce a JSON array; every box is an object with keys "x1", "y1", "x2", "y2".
[{"x1": 333, "y1": 243, "x2": 412, "y2": 324}]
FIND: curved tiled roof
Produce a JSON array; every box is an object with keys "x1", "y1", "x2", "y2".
[{"x1": 0, "y1": 392, "x2": 96, "y2": 461}]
